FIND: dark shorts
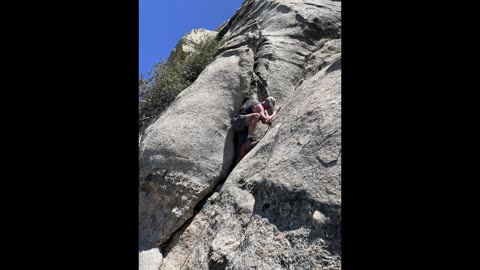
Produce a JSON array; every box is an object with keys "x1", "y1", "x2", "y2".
[
  {"x1": 232, "y1": 115, "x2": 249, "y2": 145},
  {"x1": 232, "y1": 115, "x2": 246, "y2": 131}
]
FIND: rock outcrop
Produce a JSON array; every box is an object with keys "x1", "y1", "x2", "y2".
[
  {"x1": 140, "y1": 0, "x2": 341, "y2": 269},
  {"x1": 139, "y1": 46, "x2": 254, "y2": 249},
  {"x1": 167, "y1": 28, "x2": 217, "y2": 63},
  {"x1": 139, "y1": 248, "x2": 163, "y2": 270}
]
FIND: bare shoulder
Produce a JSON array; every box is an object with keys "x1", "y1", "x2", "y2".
[{"x1": 252, "y1": 103, "x2": 263, "y2": 112}]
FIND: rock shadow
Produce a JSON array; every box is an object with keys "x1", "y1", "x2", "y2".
[
  {"x1": 325, "y1": 57, "x2": 341, "y2": 74},
  {"x1": 251, "y1": 180, "x2": 341, "y2": 255}
]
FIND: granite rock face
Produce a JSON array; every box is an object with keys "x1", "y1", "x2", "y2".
[
  {"x1": 167, "y1": 28, "x2": 218, "y2": 63},
  {"x1": 139, "y1": 248, "x2": 163, "y2": 270},
  {"x1": 140, "y1": 0, "x2": 341, "y2": 269},
  {"x1": 139, "y1": 46, "x2": 254, "y2": 249},
  {"x1": 160, "y1": 42, "x2": 341, "y2": 270}
]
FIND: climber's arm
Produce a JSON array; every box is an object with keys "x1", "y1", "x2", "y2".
[
  {"x1": 261, "y1": 107, "x2": 279, "y2": 124},
  {"x1": 253, "y1": 104, "x2": 269, "y2": 124},
  {"x1": 266, "y1": 106, "x2": 281, "y2": 124},
  {"x1": 266, "y1": 110, "x2": 277, "y2": 124},
  {"x1": 253, "y1": 104, "x2": 279, "y2": 124}
]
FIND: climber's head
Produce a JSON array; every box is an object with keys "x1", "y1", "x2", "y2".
[{"x1": 264, "y1": 96, "x2": 276, "y2": 111}]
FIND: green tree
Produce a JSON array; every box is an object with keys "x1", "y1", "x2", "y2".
[{"x1": 139, "y1": 37, "x2": 221, "y2": 132}]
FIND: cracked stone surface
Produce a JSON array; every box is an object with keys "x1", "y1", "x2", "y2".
[
  {"x1": 139, "y1": 248, "x2": 163, "y2": 270},
  {"x1": 167, "y1": 28, "x2": 218, "y2": 63},
  {"x1": 139, "y1": 46, "x2": 255, "y2": 249},
  {"x1": 139, "y1": 0, "x2": 341, "y2": 269},
  {"x1": 160, "y1": 45, "x2": 341, "y2": 270}
]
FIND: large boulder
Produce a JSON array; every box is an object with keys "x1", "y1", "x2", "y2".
[
  {"x1": 139, "y1": 46, "x2": 254, "y2": 249},
  {"x1": 160, "y1": 43, "x2": 341, "y2": 270},
  {"x1": 140, "y1": 0, "x2": 342, "y2": 268},
  {"x1": 139, "y1": 248, "x2": 163, "y2": 270},
  {"x1": 217, "y1": 0, "x2": 340, "y2": 102},
  {"x1": 167, "y1": 28, "x2": 217, "y2": 63}
]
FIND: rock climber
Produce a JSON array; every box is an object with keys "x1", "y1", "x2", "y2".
[{"x1": 231, "y1": 96, "x2": 279, "y2": 162}]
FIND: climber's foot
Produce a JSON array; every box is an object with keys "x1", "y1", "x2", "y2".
[{"x1": 247, "y1": 137, "x2": 259, "y2": 151}]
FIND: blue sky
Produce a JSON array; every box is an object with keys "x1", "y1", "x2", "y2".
[{"x1": 139, "y1": 0, "x2": 244, "y2": 79}]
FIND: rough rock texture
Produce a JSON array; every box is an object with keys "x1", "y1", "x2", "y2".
[
  {"x1": 140, "y1": 0, "x2": 341, "y2": 269},
  {"x1": 217, "y1": 0, "x2": 340, "y2": 103},
  {"x1": 139, "y1": 28, "x2": 218, "y2": 142},
  {"x1": 139, "y1": 248, "x2": 163, "y2": 270},
  {"x1": 160, "y1": 47, "x2": 341, "y2": 270},
  {"x1": 167, "y1": 28, "x2": 217, "y2": 63},
  {"x1": 139, "y1": 46, "x2": 254, "y2": 249}
]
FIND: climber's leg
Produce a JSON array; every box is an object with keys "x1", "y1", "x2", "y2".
[
  {"x1": 236, "y1": 113, "x2": 260, "y2": 163},
  {"x1": 238, "y1": 134, "x2": 260, "y2": 163},
  {"x1": 239, "y1": 141, "x2": 248, "y2": 162},
  {"x1": 238, "y1": 136, "x2": 260, "y2": 163},
  {"x1": 243, "y1": 113, "x2": 260, "y2": 137}
]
